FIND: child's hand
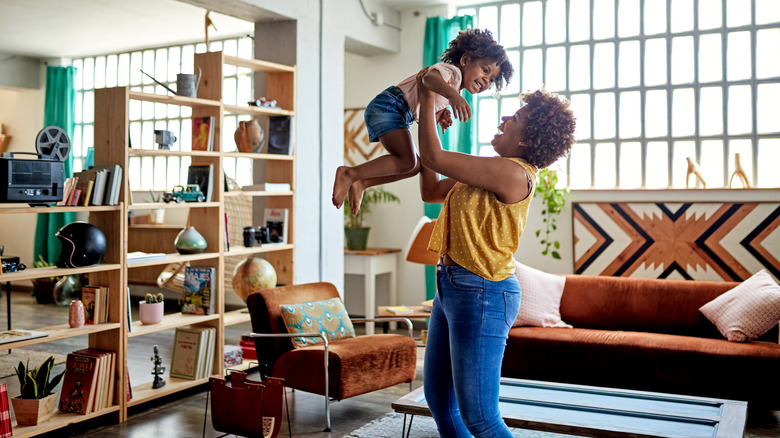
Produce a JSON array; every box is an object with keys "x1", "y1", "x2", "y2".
[
  {"x1": 449, "y1": 94, "x2": 471, "y2": 122},
  {"x1": 436, "y1": 109, "x2": 453, "y2": 133}
]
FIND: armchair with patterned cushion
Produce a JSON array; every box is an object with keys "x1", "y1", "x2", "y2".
[{"x1": 246, "y1": 282, "x2": 418, "y2": 432}]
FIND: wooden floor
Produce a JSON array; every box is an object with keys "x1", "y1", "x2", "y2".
[{"x1": 1, "y1": 288, "x2": 779, "y2": 438}]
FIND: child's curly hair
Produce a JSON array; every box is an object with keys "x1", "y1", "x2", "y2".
[
  {"x1": 439, "y1": 28, "x2": 513, "y2": 92},
  {"x1": 520, "y1": 89, "x2": 577, "y2": 169}
]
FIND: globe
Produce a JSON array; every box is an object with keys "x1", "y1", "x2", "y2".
[{"x1": 231, "y1": 256, "x2": 277, "y2": 301}]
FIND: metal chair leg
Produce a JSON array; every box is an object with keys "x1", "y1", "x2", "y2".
[{"x1": 323, "y1": 339, "x2": 331, "y2": 432}]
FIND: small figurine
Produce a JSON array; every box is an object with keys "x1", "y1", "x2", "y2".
[{"x1": 151, "y1": 345, "x2": 166, "y2": 389}]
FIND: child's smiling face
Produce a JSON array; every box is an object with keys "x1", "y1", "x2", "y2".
[{"x1": 459, "y1": 55, "x2": 501, "y2": 94}]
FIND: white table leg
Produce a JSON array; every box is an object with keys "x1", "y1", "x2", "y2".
[{"x1": 365, "y1": 258, "x2": 376, "y2": 335}]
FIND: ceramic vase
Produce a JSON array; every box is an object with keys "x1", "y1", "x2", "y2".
[
  {"x1": 139, "y1": 301, "x2": 164, "y2": 325},
  {"x1": 234, "y1": 119, "x2": 264, "y2": 153},
  {"x1": 69, "y1": 300, "x2": 85, "y2": 328},
  {"x1": 174, "y1": 226, "x2": 207, "y2": 254}
]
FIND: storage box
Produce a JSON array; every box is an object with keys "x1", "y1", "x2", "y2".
[
  {"x1": 240, "y1": 335, "x2": 257, "y2": 360},
  {"x1": 224, "y1": 345, "x2": 243, "y2": 367}
]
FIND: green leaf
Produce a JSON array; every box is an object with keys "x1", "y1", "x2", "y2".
[
  {"x1": 535, "y1": 230, "x2": 540, "y2": 237},
  {"x1": 552, "y1": 251, "x2": 561, "y2": 259},
  {"x1": 554, "y1": 241, "x2": 560, "y2": 249}
]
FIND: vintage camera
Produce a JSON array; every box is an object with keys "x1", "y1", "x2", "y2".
[
  {"x1": 154, "y1": 130, "x2": 177, "y2": 150},
  {"x1": 1, "y1": 256, "x2": 25, "y2": 273},
  {"x1": 255, "y1": 226, "x2": 270, "y2": 244}
]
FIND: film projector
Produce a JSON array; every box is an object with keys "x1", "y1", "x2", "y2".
[{"x1": 0, "y1": 126, "x2": 70, "y2": 206}]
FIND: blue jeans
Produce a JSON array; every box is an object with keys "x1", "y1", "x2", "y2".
[
  {"x1": 424, "y1": 264, "x2": 521, "y2": 437},
  {"x1": 364, "y1": 86, "x2": 415, "y2": 143}
]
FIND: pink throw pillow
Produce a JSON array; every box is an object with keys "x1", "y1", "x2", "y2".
[
  {"x1": 513, "y1": 261, "x2": 572, "y2": 328},
  {"x1": 699, "y1": 269, "x2": 780, "y2": 342}
]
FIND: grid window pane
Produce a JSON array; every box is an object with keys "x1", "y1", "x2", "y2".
[
  {"x1": 500, "y1": 4, "x2": 521, "y2": 47},
  {"x1": 569, "y1": 0, "x2": 590, "y2": 42},
  {"x1": 545, "y1": 0, "x2": 566, "y2": 44},
  {"x1": 523, "y1": 2, "x2": 543, "y2": 46},
  {"x1": 618, "y1": 142, "x2": 642, "y2": 188},
  {"x1": 569, "y1": 45, "x2": 591, "y2": 91},
  {"x1": 522, "y1": 49, "x2": 543, "y2": 90},
  {"x1": 594, "y1": 93, "x2": 616, "y2": 139},
  {"x1": 618, "y1": 0, "x2": 640, "y2": 38},
  {"x1": 672, "y1": 88, "x2": 695, "y2": 137},
  {"x1": 700, "y1": 140, "x2": 725, "y2": 187},
  {"x1": 727, "y1": 31, "x2": 752, "y2": 81},
  {"x1": 594, "y1": 143, "x2": 616, "y2": 188},
  {"x1": 671, "y1": 37, "x2": 694, "y2": 85},
  {"x1": 672, "y1": 141, "x2": 696, "y2": 188},
  {"x1": 757, "y1": 139, "x2": 780, "y2": 187},
  {"x1": 726, "y1": 0, "x2": 751, "y2": 27},
  {"x1": 644, "y1": 0, "x2": 667, "y2": 35},
  {"x1": 618, "y1": 41, "x2": 640, "y2": 87},
  {"x1": 699, "y1": 87, "x2": 724, "y2": 136},
  {"x1": 699, "y1": 0, "x2": 722, "y2": 30},
  {"x1": 644, "y1": 39, "x2": 667, "y2": 86},
  {"x1": 698, "y1": 34, "x2": 723, "y2": 83},
  {"x1": 756, "y1": 29, "x2": 780, "y2": 79},
  {"x1": 593, "y1": 43, "x2": 615, "y2": 89},
  {"x1": 756, "y1": 84, "x2": 780, "y2": 134},
  {"x1": 593, "y1": 0, "x2": 616, "y2": 40},
  {"x1": 570, "y1": 94, "x2": 591, "y2": 140},
  {"x1": 569, "y1": 143, "x2": 592, "y2": 188},
  {"x1": 756, "y1": 0, "x2": 780, "y2": 25},
  {"x1": 671, "y1": 0, "x2": 694, "y2": 33},
  {"x1": 619, "y1": 91, "x2": 641, "y2": 138},
  {"x1": 479, "y1": 6, "x2": 498, "y2": 37},
  {"x1": 727, "y1": 85, "x2": 752, "y2": 134},
  {"x1": 478, "y1": 99, "x2": 498, "y2": 143},
  {"x1": 106, "y1": 55, "x2": 117, "y2": 88},
  {"x1": 546, "y1": 47, "x2": 567, "y2": 92},
  {"x1": 645, "y1": 90, "x2": 668, "y2": 137},
  {"x1": 645, "y1": 141, "x2": 669, "y2": 188},
  {"x1": 504, "y1": 50, "x2": 521, "y2": 95}
]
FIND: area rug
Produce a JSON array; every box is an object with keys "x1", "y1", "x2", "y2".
[
  {"x1": 0, "y1": 350, "x2": 67, "y2": 378},
  {"x1": 345, "y1": 413, "x2": 583, "y2": 438}
]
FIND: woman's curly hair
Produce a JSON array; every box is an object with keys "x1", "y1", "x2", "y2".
[
  {"x1": 439, "y1": 28, "x2": 513, "y2": 92},
  {"x1": 520, "y1": 89, "x2": 577, "y2": 169}
]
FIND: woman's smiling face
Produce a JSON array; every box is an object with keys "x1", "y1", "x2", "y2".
[
  {"x1": 491, "y1": 107, "x2": 529, "y2": 157},
  {"x1": 460, "y1": 55, "x2": 500, "y2": 94}
]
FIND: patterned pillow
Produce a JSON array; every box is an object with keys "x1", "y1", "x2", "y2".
[
  {"x1": 699, "y1": 269, "x2": 780, "y2": 342},
  {"x1": 279, "y1": 298, "x2": 355, "y2": 348},
  {"x1": 513, "y1": 260, "x2": 572, "y2": 328}
]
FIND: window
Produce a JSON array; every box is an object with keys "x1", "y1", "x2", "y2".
[
  {"x1": 72, "y1": 36, "x2": 255, "y2": 192},
  {"x1": 459, "y1": 0, "x2": 780, "y2": 189}
]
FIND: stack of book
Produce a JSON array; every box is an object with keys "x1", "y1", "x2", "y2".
[
  {"x1": 81, "y1": 285, "x2": 110, "y2": 324},
  {"x1": 169, "y1": 326, "x2": 216, "y2": 380},
  {"x1": 59, "y1": 165, "x2": 123, "y2": 206},
  {"x1": 59, "y1": 349, "x2": 116, "y2": 415}
]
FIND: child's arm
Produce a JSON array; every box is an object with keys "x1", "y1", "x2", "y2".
[
  {"x1": 420, "y1": 68, "x2": 471, "y2": 123},
  {"x1": 419, "y1": 162, "x2": 456, "y2": 204}
]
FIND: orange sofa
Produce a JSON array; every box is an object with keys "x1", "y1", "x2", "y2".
[{"x1": 502, "y1": 275, "x2": 780, "y2": 408}]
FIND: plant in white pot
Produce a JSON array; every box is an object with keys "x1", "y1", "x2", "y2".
[
  {"x1": 12, "y1": 356, "x2": 65, "y2": 425},
  {"x1": 148, "y1": 190, "x2": 165, "y2": 224},
  {"x1": 344, "y1": 186, "x2": 400, "y2": 251},
  {"x1": 139, "y1": 292, "x2": 165, "y2": 325}
]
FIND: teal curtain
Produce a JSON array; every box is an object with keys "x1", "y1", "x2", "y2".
[
  {"x1": 34, "y1": 66, "x2": 77, "y2": 264},
  {"x1": 422, "y1": 15, "x2": 474, "y2": 299}
]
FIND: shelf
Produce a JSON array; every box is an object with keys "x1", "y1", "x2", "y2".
[
  {"x1": 0, "y1": 204, "x2": 122, "y2": 214},
  {"x1": 128, "y1": 90, "x2": 220, "y2": 108},
  {"x1": 128, "y1": 149, "x2": 220, "y2": 158},
  {"x1": 127, "y1": 312, "x2": 219, "y2": 338},
  {"x1": 222, "y1": 55, "x2": 295, "y2": 73},
  {"x1": 11, "y1": 406, "x2": 121, "y2": 438},
  {"x1": 128, "y1": 202, "x2": 219, "y2": 211},
  {"x1": 126, "y1": 252, "x2": 219, "y2": 268},
  {"x1": 0, "y1": 323, "x2": 122, "y2": 351},
  {"x1": 0, "y1": 264, "x2": 122, "y2": 282},
  {"x1": 221, "y1": 152, "x2": 293, "y2": 161},
  {"x1": 226, "y1": 244, "x2": 294, "y2": 257},
  {"x1": 223, "y1": 103, "x2": 293, "y2": 117},
  {"x1": 224, "y1": 309, "x2": 251, "y2": 326},
  {"x1": 127, "y1": 376, "x2": 211, "y2": 407},
  {"x1": 224, "y1": 191, "x2": 293, "y2": 198}
]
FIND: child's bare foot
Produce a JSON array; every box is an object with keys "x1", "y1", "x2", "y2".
[
  {"x1": 348, "y1": 181, "x2": 365, "y2": 216},
  {"x1": 332, "y1": 166, "x2": 353, "y2": 209}
]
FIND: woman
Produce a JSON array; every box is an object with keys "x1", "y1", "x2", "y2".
[{"x1": 416, "y1": 76, "x2": 575, "y2": 437}]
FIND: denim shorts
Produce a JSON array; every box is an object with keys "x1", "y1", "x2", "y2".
[{"x1": 364, "y1": 86, "x2": 415, "y2": 143}]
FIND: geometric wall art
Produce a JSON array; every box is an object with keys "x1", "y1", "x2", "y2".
[
  {"x1": 344, "y1": 108, "x2": 386, "y2": 166},
  {"x1": 573, "y1": 202, "x2": 780, "y2": 281}
]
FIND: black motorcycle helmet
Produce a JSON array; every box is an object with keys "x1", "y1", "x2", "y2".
[{"x1": 56, "y1": 222, "x2": 107, "y2": 268}]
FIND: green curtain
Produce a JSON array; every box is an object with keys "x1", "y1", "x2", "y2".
[
  {"x1": 34, "y1": 66, "x2": 77, "y2": 264},
  {"x1": 422, "y1": 15, "x2": 474, "y2": 299}
]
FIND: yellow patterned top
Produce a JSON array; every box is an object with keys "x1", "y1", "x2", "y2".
[{"x1": 428, "y1": 158, "x2": 537, "y2": 281}]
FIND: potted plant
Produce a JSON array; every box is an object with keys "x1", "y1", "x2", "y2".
[
  {"x1": 534, "y1": 168, "x2": 569, "y2": 260},
  {"x1": 148, "y1": 190, "x2": 165, "y2": 224},
  {"x1": 139, "y1": 292, "x2": 165, "y2": 325},
  {"x1": 11, "y1": 356, "x2": 65, "y2": 425},
  {"x1": 32, "y1": 255, "x2": 58, "y2": 304},
  {"x1": 344, "y1": 186, "x2": 400, "y2": 251}
]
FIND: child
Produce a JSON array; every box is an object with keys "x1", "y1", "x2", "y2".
[{"x1": 332, "y1": 28, "x2": 513, "y2": 214}]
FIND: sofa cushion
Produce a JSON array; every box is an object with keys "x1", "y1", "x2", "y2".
[
  {"x1": 513, "y1": 261, "x2": 572, "y2": 328},
  {"x1": 272, "y1": 334, "x2": 417, "y2": 400},
  {"x1": 699, "y1": 269, "x2": 780, "y2": 342},
  {"x1": 280, "y1": 298, "x2": 355, "y2": 348}
]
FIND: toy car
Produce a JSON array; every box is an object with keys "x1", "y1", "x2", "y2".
[{"x1": 163, "y1": 184, "x2": 205, "y2": 203}]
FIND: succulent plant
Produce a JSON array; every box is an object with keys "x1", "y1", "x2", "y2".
[{"x1": 144, "y1": 292, "x2": 165, "y2": 303}]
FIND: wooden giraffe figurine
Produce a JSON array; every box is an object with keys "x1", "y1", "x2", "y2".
[
  {"x1": 686, "y1": 157, "x2": 706, "y2": 189},
  {"x1": 729, "y1": 153, "x2": 751, "y2": 188}
]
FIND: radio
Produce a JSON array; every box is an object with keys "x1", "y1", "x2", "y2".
[{"x1": 0, "y1": 126, "x2": 70, "y2": 206}]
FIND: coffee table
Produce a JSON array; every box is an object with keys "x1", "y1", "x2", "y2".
[{"x1": 392, "y1": 378, "x2": 747, "y2": 438}]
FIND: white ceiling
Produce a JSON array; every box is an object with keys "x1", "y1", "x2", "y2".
[{"x1": 0, "y1": 0, "x2": 475, "y2": 59}]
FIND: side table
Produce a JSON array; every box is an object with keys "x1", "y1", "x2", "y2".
[{"x1": 344, "y1": 248, "x2": 400, "y2": 335}]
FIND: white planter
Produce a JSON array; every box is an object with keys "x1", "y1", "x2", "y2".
[
  {"x1": 149, "y1": 208, "x2": 165, "y2": 225},
  {"x1": 139, "y1": 301, "x2": 164, "y2": 325}
]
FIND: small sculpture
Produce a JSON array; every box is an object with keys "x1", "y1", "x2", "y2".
[
  {"x1": 151, "y1": 345, "x2": 166, "y2": 389},
  {"x1": 685, "y1": 157, "x2": 706, "y2": 189},
  {"x1": 729, "y1": 153, "x2": 751, "y2": 188}
]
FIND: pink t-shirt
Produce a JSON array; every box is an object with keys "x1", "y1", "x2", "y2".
[{"x1": 397, "y1": 62, "x2": 462, "y2": 121}]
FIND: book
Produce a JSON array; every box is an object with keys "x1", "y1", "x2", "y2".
[
  {"x1": 386, "y1": 305, "x2": 414, "y2": 315},
  {"x1": 182, "y1": 266, "x2": 216, "y2": 315},
  {"x1": 73, "y1": 170, "x2": 98, "y2": 206},
  {"x1": 100, "y1": 286, "x2": 110, "y2": 323},
  {"x1": 91, "y1": 164, "x2": 122, "y2": 205},
  {"x1": 89, "y1": 169, "x2": 107, "y2": 206},
  {"x1": 58, "y1": 177, "x2": 76, "y2": 206},
  {"x1": 187, "y1": 163, "x2": 214, "y2": 202},
  {"x1": 82, "y1": 180, "x2": 95, "y2": 206},
  {"x1": 192, "y1": 116, "x2": 215, "y2": 151},
  {"x1": 127, "y1": 251, "x2": 166, "y2": 263},
  {"x1": 0, "y1": 382, "x2": 11, "y2": 438},
  {"x1": 169, "y1": 327, "x2": 205, "y2": 379},
  {"x1": 59, "y1": 353, "x2": 99, "y2": 414},
  {"x1": 422, "y1": 299, "x2": 433, "y2": 312},
  {"x1": 73, "y1": 348, "x2": 115, "y2": 412},
  {"x1": 0, "y1": 329, "x2": 48, "y2": 345},
  {"x1": 81, "y1": 286, "x2": 101, "y2": 325},
  {"x1": 126, "y1": 287, "x2": 133, "y2": 332},
  {"x1": 240, "y1": 183, "x2": 291, "y2": 192},
  {"x1": 264, "y1": 208, "x2": 289, "y2": 244}
]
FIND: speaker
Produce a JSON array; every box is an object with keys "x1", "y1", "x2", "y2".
[{"x1": 267, "y1": 116, "x2": 292, "y2": 155}]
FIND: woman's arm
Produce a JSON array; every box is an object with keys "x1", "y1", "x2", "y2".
[
  {"x1": 417, "y1": 75, "x2": 530, "y2": 204},
  {"x1": 420, "y1": 68, "x2": 471, "y2": 122}
]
